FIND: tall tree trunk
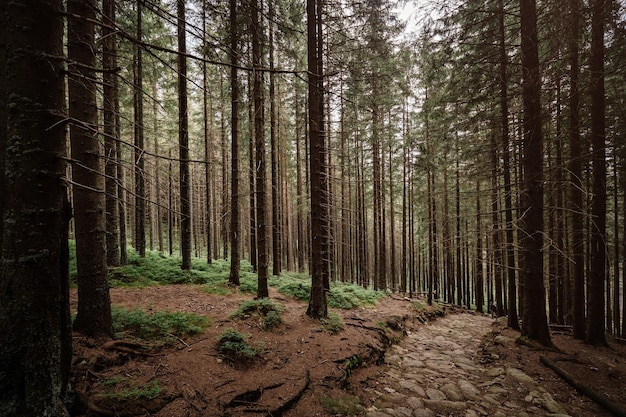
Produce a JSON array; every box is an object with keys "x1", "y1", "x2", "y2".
[
  {"x1": 587, "y1": 0, "x2": 608, "y2": 346},
  {"x1": 306, "y1": 0, "x2": 328, "y2": 318},
  {"x1": 249, "y1": 72, "x2": 258, "y2": 272},
  {"x1": 499, "y1": 0, "x2": 520, "y2": 329},
  {"x1": 134, "y1": 0, "x2": 146, "y2": 258},
  {"x1": 203, "y1": 2, "x2": 213, "y2": 264},
  {"x1": 519, "y1": 0, "x2": 551, "y2": 346},
  {"x1": 178, "y1": 0, "x2": 192, "y2": 270},
  {"x1": 69, "y1": 0, "x2": 112, "y2": 339},
  {"x1": 229, "y1": 0, "x2": 241, "y2": 284},
  {"x1": 0, "y1": 1, "x2": 71, "y2": 412},
  {"x1": 295, "y1": 89, "x2": 305, "y2": 272},
  {"x1": 490, "y1": 129, "x2": 504, "y2": 317},
  {"x1": 103, "y1": 0, "x2": 120, "y2": 266},
  {"x1": 568, "y1": 0, "x2": 586, "y2": 339},
  {"x1": 252, "y1": 0, "x2": 269, "y2": 298},
  {"x1": 269, "y1": 0, "x2": 282, "y2": 276},
  {"x1": 476, "y1": 179, "x2": 484, "y2": 313}
]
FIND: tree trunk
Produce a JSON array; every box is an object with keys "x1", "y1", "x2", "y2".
[
  {"x1": 178, "y1": 0, "x2": 192, "y2": 270},
  {"x1": 69, "y1": 0, "x2": 112, "y2": 339},
  {"x1": 252, "y1": 0, "x2": 269, "y2": 298},
  {"x1": 306, "y1": 0, "x2": 328, "y2": 318},
  {"x1": 0, "y1": 1, "x2": 71, "y2": 412},
  {"x1": 103, "y1": 0, "x2": 120, "y2": 266},
  {"x1": 229, "y1": 0, "x2": 241, "y2": 284},
  {"x1": 587, "y1": 0, "x2": 608, "y2": 347},
  {"x1": 249, "y1": 71, "x2": 258, "y2": 272},
  {"x1": 476, "y1": 179, "x2": 484, "y2": 313},
  {"x1": 134, "y1": 0, "x2": 146, "y2": 258},
  {"x1": 269, "y1": 0, "x2": 282, "y2": 277},
  {"x1": 202, "y1": 2, "x2": 213, "y2": 264},
  {"x1": 519, "y1": 0, "x2": 551, "y2": 346},
  {"x1": 568, "y1": 0, "x2": 586, "y2": 340}
]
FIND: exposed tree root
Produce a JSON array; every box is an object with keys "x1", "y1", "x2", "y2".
[
  {"x1": 102, "y1": 340, "x2": 159, "y2": 356},
  {"x1": 223, "y1": 373, "x2": 310, "y2": 416},
  {"x1": 540, "y1": 355, "x2": 626, "y2": 417}
]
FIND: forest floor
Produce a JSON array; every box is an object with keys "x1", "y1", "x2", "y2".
[{"x1": 69, "y1": 285, "x2": 626, "y2": 416}]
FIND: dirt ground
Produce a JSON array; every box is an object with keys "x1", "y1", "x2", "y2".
[{"x1": 69, "y1": 285, "x2": 626, "y2": 416}]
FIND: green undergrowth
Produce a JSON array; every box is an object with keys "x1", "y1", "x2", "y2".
[
  {"x1": 216, "y1": 327, "x2": 264, "y2": 362},
  {"x1": 97, "y1": 377, "x2": 161, "y2": 401},
  {"x1": 112, "y1": 305, "x2": 210, "y2": 343},
  {"x1": 69, "y1": 241, "x2": 388, "y2": 309},
  {"x1": 229, "y1": 299, "x2": 284, "y2": 330},
  {"x1": 320, "y1": 311, "x2": 345, "y2": 334}
]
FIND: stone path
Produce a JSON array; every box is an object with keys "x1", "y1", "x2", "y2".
[{"x1": 364, "y1": 313, "x2": 571, "y2": 417}]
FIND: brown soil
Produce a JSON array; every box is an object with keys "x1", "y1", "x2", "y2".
[{"x1": 69, "y1": 285, "x2": 626, "y2": 417}]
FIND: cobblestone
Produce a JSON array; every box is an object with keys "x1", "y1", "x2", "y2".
[{"x1": 365, "y1": 313, "x2": 571, "y2": 417}]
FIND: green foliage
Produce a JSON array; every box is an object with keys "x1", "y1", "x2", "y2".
[
  {"x1": 319, "y1": 395, "x2": 365, "y2": 416},
  {"x1": 111, "y1": 306, "x2": 210, "y2": 343},
  {"x1": 216, "y1": 328, "x2": 263, "y2": 361},
  {"x1": 98, "y1": 377, "x2": 161, "y2": 401},
  {"x1": 229, "y1": 299, "x2": 284, "y2": 330},
  {"x1": 327, "y1": 281, "x2": 387, "y2": 309},
  {"x1": 412, "y1": 300, "x2": 427, "y2": 312},
  {"x1": 320, "y1": 312, "x2": 345, "y2": 334}
]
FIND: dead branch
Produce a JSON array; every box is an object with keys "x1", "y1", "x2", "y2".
[{"x1": 540, "y1": 355, "x2": 626, "y2": 417}]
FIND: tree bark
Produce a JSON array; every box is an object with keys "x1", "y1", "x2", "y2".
[
  {"x1": 252, "y1": 0, "x2": 269, "y2": 298},
  {"x1": 229, "y1": 0, "x2": 241, "y2": 284},
  {"x1": 178, "y1": 0, "x2": 192, "y2": 270},
  {"x1": 134, "y1": 0, "x2": 146, "y2": 258},
  {"x1": 0, "y1": 1, "x2": 71, "y2": 412},
  {"x1": 69, "y1": 0, "x2": 113, "y2": 339},
  {"x1": 519, "y1": 0, "x2": 551, "y2": 346},
  {"x1": 103, "y1": 0, "x2": 120, "y2": 266},
  {"x1": 568, "y1": 0, "x2": 586, "y2": 340},
  {"x1": 306, "y1": 0, "x2": 328, "y2": 318},
  {"x1": 587, "y1": 0, "x2": 608, "y2": 347}
]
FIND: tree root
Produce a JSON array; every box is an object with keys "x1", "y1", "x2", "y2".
[
  {"x1": 224, "y1": 373, "x2": 310, "y2": 416},
  {"x1": 540, "y1": 355, "x2": 626, "y2": 417},
  {"x1": 102, "y1": 340, "x2": 159, "y2": 356}
]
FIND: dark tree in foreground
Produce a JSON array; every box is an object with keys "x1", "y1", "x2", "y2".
[
  {"x1": 586, "y1": 0, "x2": 608, "y2": 347},
  {"x1": 68, "y1": 0, "x2": 113, "y2": 339},
  {"x1": 306, "y1": 0, "x2": 328, "y2": 319},
  {"x1": 0, "y1": 1, "x2": 71, "y2": 414},
  {"x1": 518, "y1": 0, "x2": 551, "y2": 346}
]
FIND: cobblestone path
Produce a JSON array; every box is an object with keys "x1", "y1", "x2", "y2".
[{"x1": 364, "y1": 313, "x2": 571, "y2": 417}]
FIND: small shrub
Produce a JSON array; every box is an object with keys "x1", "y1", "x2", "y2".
[
  {"x1": 216, "y1": 328, "x2": 263, "y2": 361},
  {"x1": 112, "y1": 306, "x2": 210, "y2": 343},
  {"x1": 320, "y1": 312, "x2": 345, "y2": 334},
  {"x1": 98, "y1": 379, "x2": 161, "y2": 401},
  {"x1": 230, "y1": 299, "x2": 284, "y2": 330}
]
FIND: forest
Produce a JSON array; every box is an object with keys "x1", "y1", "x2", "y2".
[{"x1": 1, "y1": 0, "x2": 625, "y2": 415}]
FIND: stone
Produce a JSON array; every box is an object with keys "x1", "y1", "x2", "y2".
[
  {"x1": 425, "y1": 388, "x2": 446, "y2": 401},
  {"x1": 506, "y1": 367, "x2": 536, "y2": 386},
  {"x1": 440, "y1": 383, "x2": 463, "y2": 401},
  {"x1": 422, "y1": 399, "x2": 467, "y2": 412},
  {"x1": 458, "y1": 380, "x2": 481, "y2": 401},
  {"x1": 405, "y1": 397, "x2": 423, "y2": 409},
  {"x1": 412, "y1": 409, "x2": 435, "y2": 417}
]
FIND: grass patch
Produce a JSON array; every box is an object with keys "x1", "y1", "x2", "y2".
[
  {"x1": 97, "y1": 377, "x2": 161, "y2": 401},
  {"x1": 320, "y1": 311, "x2": 345, "y2": 334},
  {"x1": 230, "y1": 299, "x2": 284, "y2": 330},
  {"x1": 112, "y1": 306, "x2": 210, "y2": 343},
  {"x1": 216, "y1": 328, "x2": 263, "y2": 362},
  {"x1": 319, "y1": 395, "x2": 365, "y2": 416}
]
